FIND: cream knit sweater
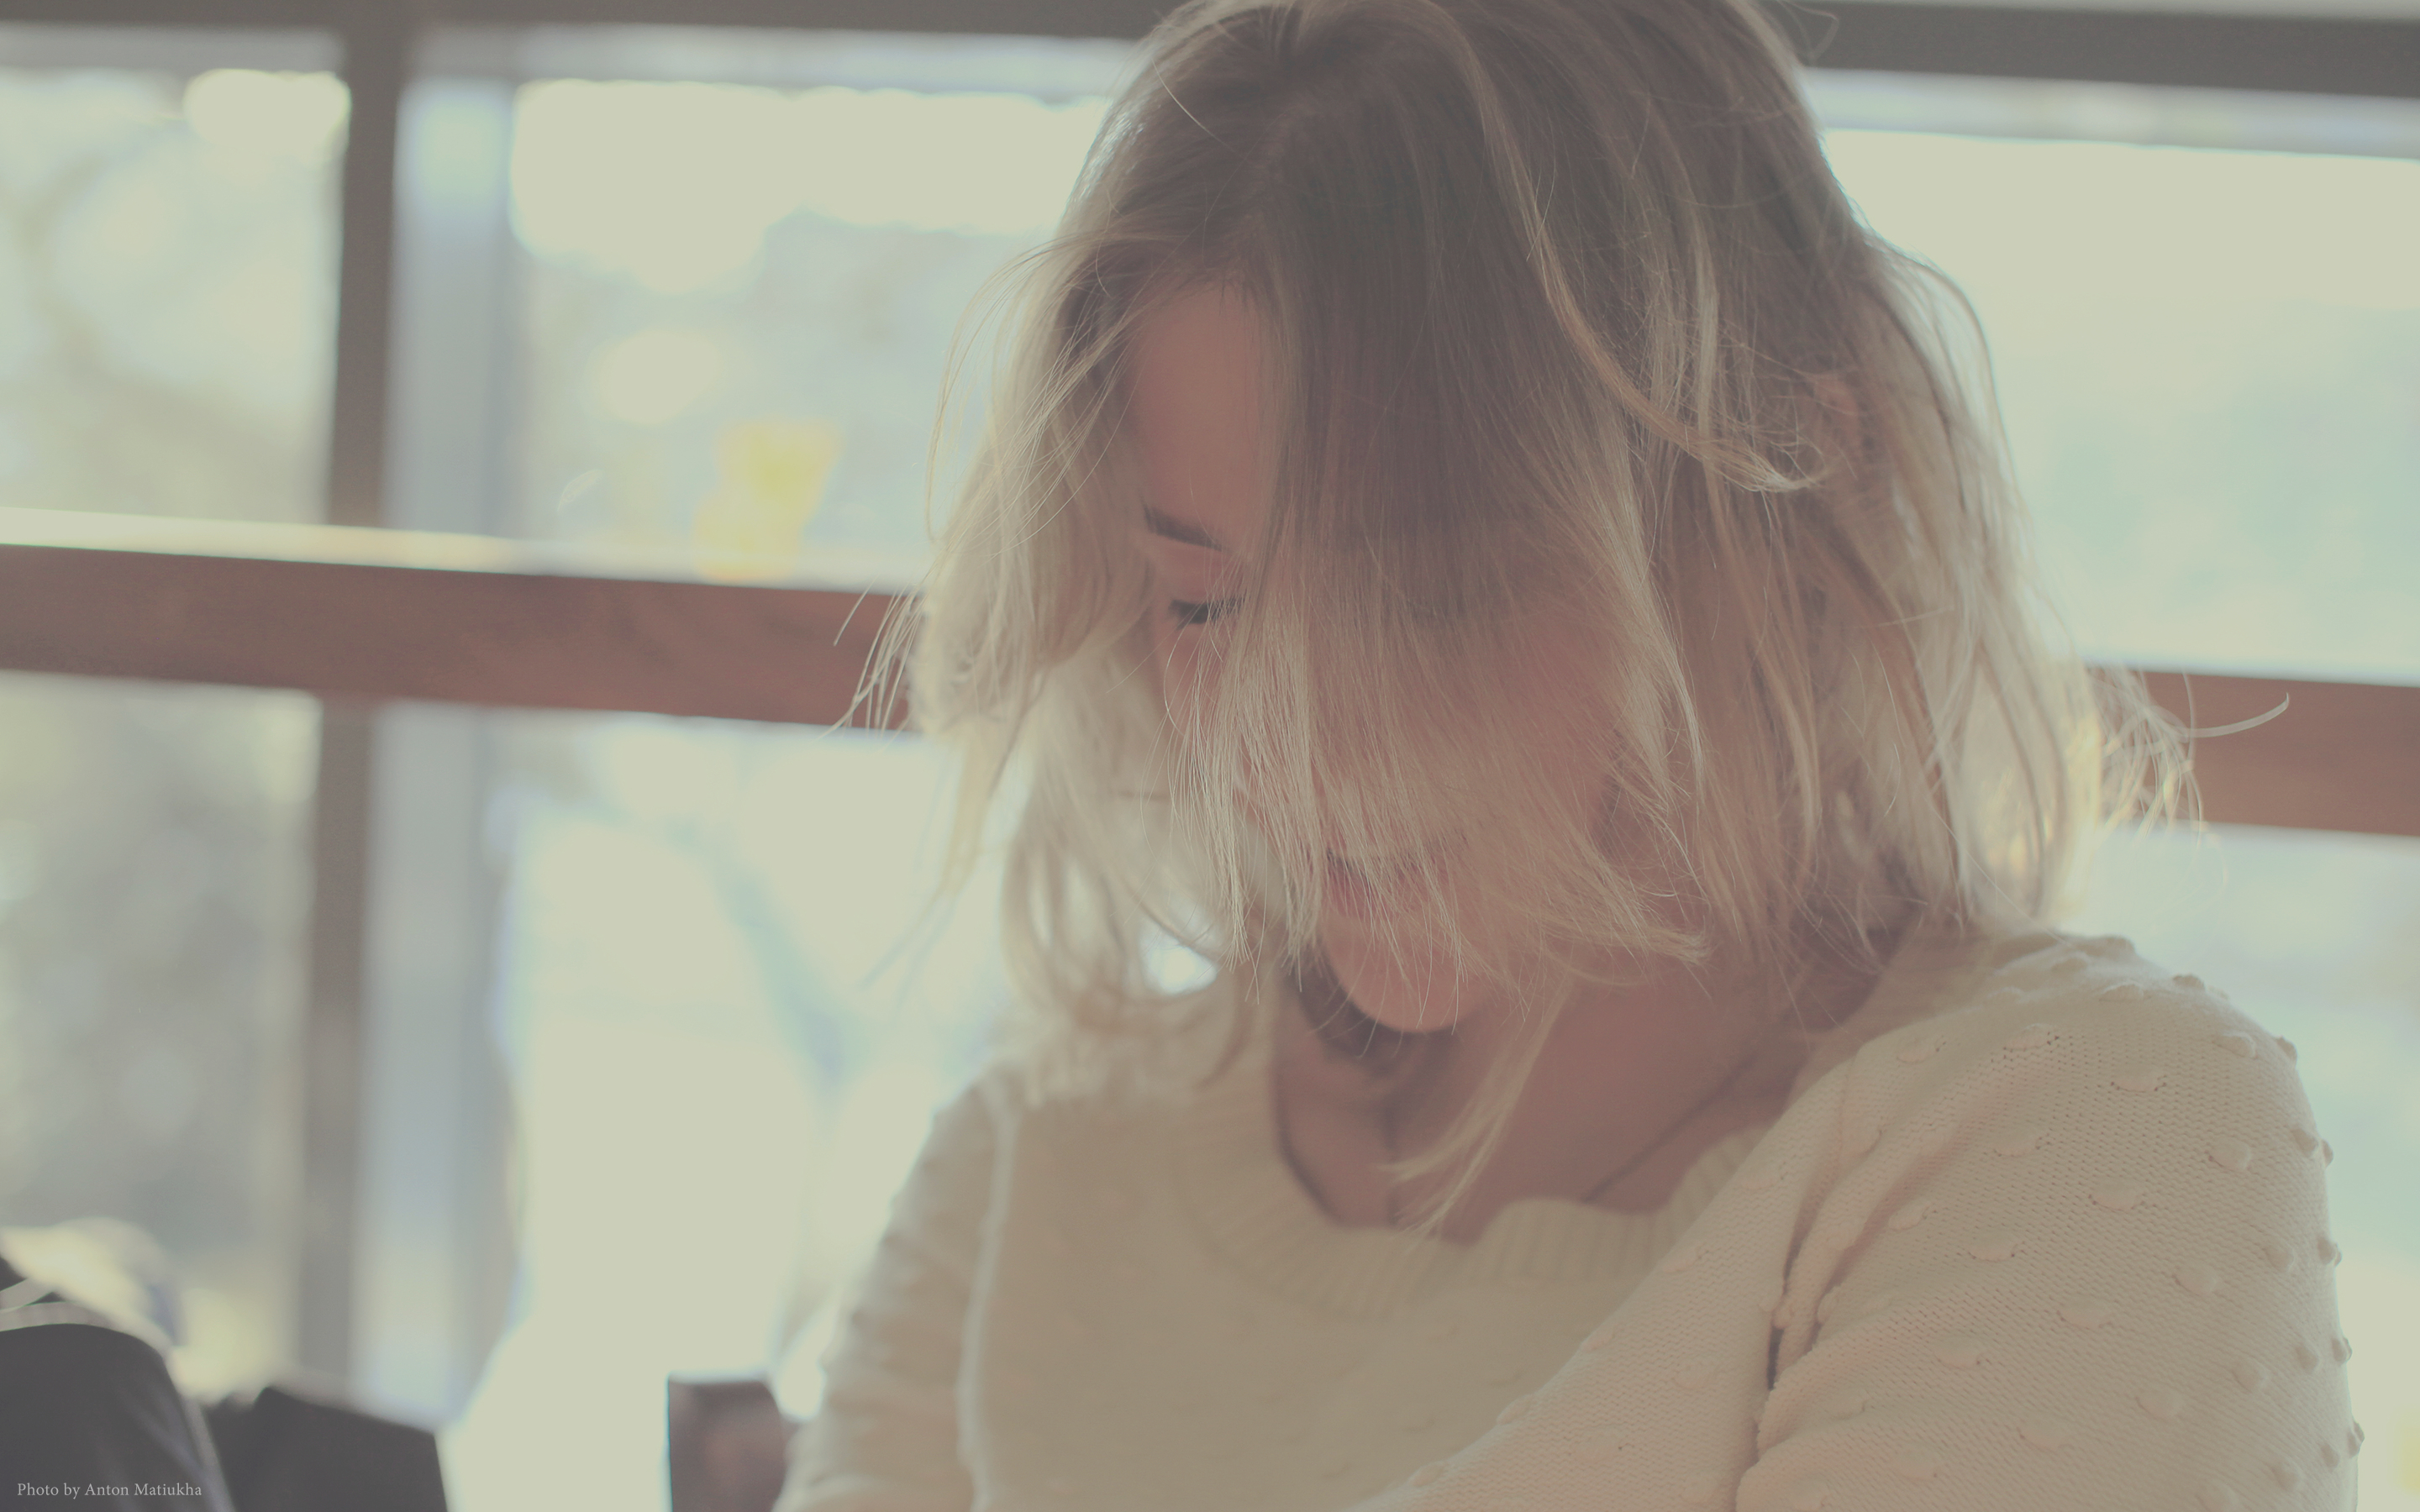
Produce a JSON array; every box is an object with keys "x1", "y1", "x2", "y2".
[{"x1": 777, "y1": 932, "x2": 2357, "y2": 1511}]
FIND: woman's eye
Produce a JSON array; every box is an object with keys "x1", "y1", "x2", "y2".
[{"x1": 1168, "y1": 598, "x2": 1240, "y2": 628}]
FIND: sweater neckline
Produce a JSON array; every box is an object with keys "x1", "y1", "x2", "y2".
[
  {"x1": 1169, "y1": 926, "x2": 2003, "y2": 1319},
  {"x1": 1171, "y1": 997, "x2": 1767, "y2": 1318}
]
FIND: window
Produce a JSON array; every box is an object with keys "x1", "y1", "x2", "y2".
[
  {"x1": 444, "y1": 711, "x2": 1002, "y2": 1510},
  {"x1": 0, "y1": 672, "x2": 315, "y2": 1399},
  {"x1": 1813, "y1": 70, "x2": 2420, "y2": 682},
  {"x1": 387, "y1": 31, "x2": 1113, "y2": 1505},
  {"x1": 0, "y1": 26, "x2": 344, "y2": 524},
  {"x1": 0, "y1": 21, "x2": 344, "y2": 1400}
]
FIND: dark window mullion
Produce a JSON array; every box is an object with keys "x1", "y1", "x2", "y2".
[
  {"x1": 297, "y1": 0, "x2": 416, "y2": 1382},
  {"x1": 1802, "y1": 2, "x2": 2420, "y2": 102},
  {"x1": 11, "y1": 1, "x2": 2418, "y2": 102}
]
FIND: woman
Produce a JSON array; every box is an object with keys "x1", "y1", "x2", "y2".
[{"x1": 779, "y1": 0, "x2": 2356, "y2": 1505}]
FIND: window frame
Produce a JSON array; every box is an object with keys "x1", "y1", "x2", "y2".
[{"x1": 1, "y1": 0, "x2": 2415, "y2": 1389}]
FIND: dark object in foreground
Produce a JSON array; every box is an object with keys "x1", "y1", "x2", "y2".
[
  {"x1": 0, "y1": 1252, "x2": 233, "y2": 1509},
  {"x1": 204, "y1": 1381, "x2": 447, "y2": 1512},
  {"x1": 669, "y1": 1376, "x2": 793, "y2": 1512},
  {"x1": 0, "y1": 1244, "x2": 445, "y2": 1512}
]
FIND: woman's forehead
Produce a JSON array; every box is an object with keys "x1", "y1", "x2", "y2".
[
  {"x1": 1120, "y1": 281, "x2": 1582, "y2": 624},
  {"x1": 1128, "y1": 284, "x2": 1270, "y2": 559}
]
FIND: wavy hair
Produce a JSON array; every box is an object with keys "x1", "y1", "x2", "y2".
[{"x1": 871, "y1": 0, "x2": 2184, "y2": 1216}]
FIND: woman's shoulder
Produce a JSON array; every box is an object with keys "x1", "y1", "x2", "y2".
[
  {"x1": 1802, "y1": 930, "x2": 2310, "y2": 1128},
  {"x1": 1735, "y1": 937, "x2": 2349, "y2": 1509},
  {"x1": 1939, "y1": 932, "x2": 2275, "y2": 1053}
]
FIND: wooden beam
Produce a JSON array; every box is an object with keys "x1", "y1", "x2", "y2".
[
  {"x1": 2, "y1": 516, "x2": 2413, "y2": 836},
  {"x1": 0, "y1": 0, "x2": 1174, "y2": 38},
  {"x1": 13, "y1": 0, "x2": 2417, "y2": 101},
  {"x1": 2135, "y1": 670, "x2": 2420, "y2": 841},
  {"x1": 1797, "y1": 4, "x2": 2420, "y2": 102},
  {"x1": 0, "y1": 525, "x2": 916, "y2": 729}
]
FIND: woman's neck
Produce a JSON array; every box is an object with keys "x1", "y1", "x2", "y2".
[{"x1": 1272, "y1": 944, "x2": 1881, "y2": 1242}]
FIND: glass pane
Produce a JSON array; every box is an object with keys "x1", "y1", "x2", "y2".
[
  {"x1": 0, "y1": 672, "x2": 317, "y2": 1399},
  {"x1": 439, "y1": 716, "x2": 1003, "y2": 1512},
  {"x1": 2070, "y1": 824, "x2": 2420, "y2": 1509},
  {"x1": 398, "y1": 27, "x2": 1129, "y2": 571},
  {"x1": 392, "y1": 39, "x2": 1126, "y2": 1509},
  {"x1": 1812, "y1": 73, "x2": 2420, "y2": 684},
  {"x1": 0, "y1": 26, "x2": 345, "y2": 522}
]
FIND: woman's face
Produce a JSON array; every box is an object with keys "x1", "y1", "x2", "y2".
[{"x1": 1129, "y1": 284, "x2": 1606, "y2": 1033}]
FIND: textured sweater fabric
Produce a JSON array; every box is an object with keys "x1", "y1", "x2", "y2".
[{"x1": 776, "y1": 932, "x2": 2357, "y2": 1511}]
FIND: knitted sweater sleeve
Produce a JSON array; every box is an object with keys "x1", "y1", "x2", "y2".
[
  {"x1": 1739, "y1": 981, "x2": 2357, "y2": 1509},
  {"x1": 774, "y1": 1080, "x2": 996, "y2": 1512}
]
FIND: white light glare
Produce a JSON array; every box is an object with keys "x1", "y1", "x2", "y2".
[
  {"x1": 513, "y1": 79, "x2": 1106, "y2": 293},
  {"x1": 182, "y1": 70, "x2": 350, "y2": 164},
  {"x1": 592, "y1": 328, "x2": 723, "y2": 426},
  {"x1": 1827, "y1": 131, "x2": 2420, "y2": 312}
]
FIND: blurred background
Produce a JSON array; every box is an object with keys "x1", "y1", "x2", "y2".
[{"x1": 0, "y1": 1, "x2": 2414, "y2": 1507}]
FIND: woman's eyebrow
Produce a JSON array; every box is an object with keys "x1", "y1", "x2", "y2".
[{"x1": 1142, "y1": 504, "x2": 1230, "y2": 554}]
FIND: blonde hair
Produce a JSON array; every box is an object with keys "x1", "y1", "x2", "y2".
[{"x1": 873, "y1": 0, "x2": 2183, "y2": 1222}]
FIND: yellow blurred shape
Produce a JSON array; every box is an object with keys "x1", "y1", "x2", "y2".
[
  {"x1": 692, "y1": 419, "x2": 844, "y2": 580},
  {"x1": 2402, "y1": 1406, "x2": 2420, "y2": 1491}
]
